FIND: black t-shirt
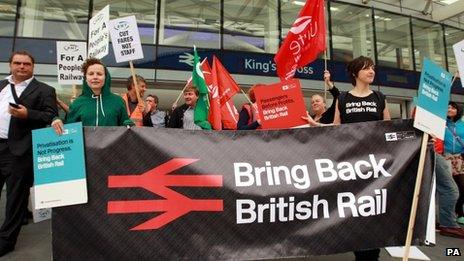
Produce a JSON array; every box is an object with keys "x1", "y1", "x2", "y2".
[{"x1": 339, "y1": 91, "x2": 385, "y2": 124}]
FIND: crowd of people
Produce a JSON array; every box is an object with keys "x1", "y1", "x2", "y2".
[{"x1": 0, "y1": 50, "x2": 463, "y2": 259}]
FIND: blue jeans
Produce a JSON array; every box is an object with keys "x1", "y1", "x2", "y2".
[{"x1": 435, "y1": 154, "x2": 459, "y2": 227}]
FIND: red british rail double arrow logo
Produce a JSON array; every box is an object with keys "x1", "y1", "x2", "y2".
[{"x1": 107, "y1": 158, "x2": 223, "y2": 230}]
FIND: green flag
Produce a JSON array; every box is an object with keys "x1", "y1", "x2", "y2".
[{"x1": 192, "y1": 47, "x2": 212, "y2": 130}]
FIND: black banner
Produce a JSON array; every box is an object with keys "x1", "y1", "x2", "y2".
[{"x1": 52, "y1": 119, "x2": 433, "y2": 260}]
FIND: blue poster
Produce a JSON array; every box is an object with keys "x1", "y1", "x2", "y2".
[
  {"x1": 414, "y1": 58, "x2": 452, "y2": 139},
  {"x1": 32, "y1": 122, "x2": 87, "y2": 208}
]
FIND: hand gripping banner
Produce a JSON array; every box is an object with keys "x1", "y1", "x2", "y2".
[{"x1": 52, "y1": 119, "x2": 433, "y2": 260}]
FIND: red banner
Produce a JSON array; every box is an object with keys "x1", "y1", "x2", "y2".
[
  {"x1": 212, "y1": 56, "x2": 240, "y2": 105},
  {"x1": 254, "y1": 79, "x2": 308, "y2": 129},
  {"x1": 274, "y1": 0, "x2": 326, "y2": 80}
]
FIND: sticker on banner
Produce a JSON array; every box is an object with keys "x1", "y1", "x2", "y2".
[{"x1": 385, "y1": 131, "x2": 416, "y2": 142}]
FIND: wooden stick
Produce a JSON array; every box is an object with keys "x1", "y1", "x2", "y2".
[
  {"x1": 402, "y1": 132, "x2": 429, "y2": 261},
  {"x1": 72, "y1": 84, "x2": 78, "y2": 98},
  {"x1": 240, "y1": 88, "x2": 253, "y2": 105},
  {"x1": 129, "y1": 61, "x2": 144, "y2": 107},
  {"x1": 174, "y1": 79, "x2": 191, "y2": 105},
  {"x1": 324, "y1": 50, "x2": 328, "y2": 102}
]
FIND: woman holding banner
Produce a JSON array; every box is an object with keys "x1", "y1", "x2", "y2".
[
  {"x1": 51, "y1": 58, "x2": 133, "y2": 134},
  {"x1": 443, "y1": 102, "x2": 464, "y2": 225},
  {"x1": 325, "y1": 56, "x2": 391, "y2": 261}
]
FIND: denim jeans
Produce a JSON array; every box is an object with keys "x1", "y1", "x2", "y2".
[{"x1": 435, "y1": 154, "x2": 459, "y2": 227}]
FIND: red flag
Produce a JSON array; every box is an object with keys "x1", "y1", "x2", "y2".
[
  {"x1": 220, "y1": 99, "x2": 239, "y2": 130},
  {"x1": 201, "y1": 59, "x2": 222, "y2": 130},
  {"x1": 212, "y1": 56, "x2": 240, "y2": 105},
  {"x1": 274, "y1": 0, "x2": 326, "y2": 80}
]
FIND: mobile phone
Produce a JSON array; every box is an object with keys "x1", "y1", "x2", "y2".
[{"x1": 9, "y1": 102, "x2": 20, "y2": 109}]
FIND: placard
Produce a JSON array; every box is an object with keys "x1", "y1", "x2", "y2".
[
  {"x1": 88, "y1": 5, "x2": 109, "y2": 59},
  {"x1": 108, "y1": 15, "x2": 144, "y2": 63},
  {"x1": 413, "y1": 58, "x2": 452, "y2": 139},
  {"x1": 255, "y1": 79, "x2": 308, "y2": 129},
  {"x1": 56, "y1": 41, "x2": 86, "y2": 85},
  {"x1": 32, "y1": 122, "x2": 87, "y2": 209}
]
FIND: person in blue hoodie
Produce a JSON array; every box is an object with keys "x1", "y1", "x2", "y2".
[
  {"x1": 52, "y1": 58, "x2": 132, "y2": 134},
  {"x1": 443, "y1": 101, "x2": 464, "y2": 227}
]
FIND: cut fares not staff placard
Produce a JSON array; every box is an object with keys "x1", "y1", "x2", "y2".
[
  {"x1": 254, "y1": 79, "x2": 308, "y2": 129},
  {"x1": 108, "y1": 15, "x2": 144, "y2": 63}
]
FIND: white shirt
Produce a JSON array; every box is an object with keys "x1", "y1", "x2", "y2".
[{"x1": 0, "y1": 75, "x2": 33, "y2": 138}]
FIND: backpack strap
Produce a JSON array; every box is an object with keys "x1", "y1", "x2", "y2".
[
  {"x1": 372, "y1": 90, "x2": 385, "y2": 120},
  {"x1": 0, "y1": 79, "x2": 8, "y2": 91},
  {"x1": 337, "y1": 91, "x2": 347, "y2": 120}
]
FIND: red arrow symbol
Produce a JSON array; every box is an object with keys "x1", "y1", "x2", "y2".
[{"x1": 107, "y1": 158, "x2": 223, "y2": 230}]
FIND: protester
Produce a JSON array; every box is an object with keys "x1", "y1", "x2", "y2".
[
  {"x1": 443, "y1": 102, "x2": 464, "y2": 226},
  {"x1": 51, "y1": 58, "x2": 132, "y2": 134},
  {"x1": 305, "y1": 70, "x2": 340, "y2": 125},
  {"x1": 237, "y1": 84, "x2": 263, "y2": 130},
  {"x1": 324, "y1": 56, "x2": 390, "y2": 260},
  {"x1": 143, "y1": 94, "x2": 167, "y2": 127},
  {"x1": 121, "y1": 75, "x2": 147, "y2": 127},
  {"x1": 0, "y1": 50, "x2": 58, "y2": 256},
  {"x1": 168, "y1": 86, "x2": 202, "y2": 130}
]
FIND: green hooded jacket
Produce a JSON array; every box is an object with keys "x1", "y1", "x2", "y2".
[{"x1": 65, "y1": 69, "x2": 133, "y2": 126}]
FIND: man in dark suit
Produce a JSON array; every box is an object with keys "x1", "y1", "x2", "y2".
[{"x1": 0, "y1": 50, "x2": 57, "y2": 256}]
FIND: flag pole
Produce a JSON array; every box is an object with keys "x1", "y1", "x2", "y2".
[
  {"x1": 402, "y1": 132, "x2": 429, "y2": 261},
  {"x1": 324, "y1": 50, "x2": 328, "y2": 102},
  {"x1": 240, "y1": 88, "x2": 253, "y2": 105}
]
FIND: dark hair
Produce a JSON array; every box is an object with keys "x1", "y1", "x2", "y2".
[
  {"x1": 81, "y1": 58, "x2": 104, "y2": 75},
  {"x1": 126, "y1": 75, "x2": 147, "y2": 90},
  {"x1": 147, "y1": 94, "x2": 159, "y2": 103},
  {"x1": 347, "y1": 56, "x2": 374, "y2": 86},
  {"x1": 184, "y1": 86, "x2": 199, "y2": 96},
  {"x1": 9, "y1": 50, "x2": 35, "y2": 64},
  {"x1": 249, "y1": 83, "x2": 266, "y2": 103},
  {"x1": 448, "y1": 101, "x2": 463, "y2": 122}
]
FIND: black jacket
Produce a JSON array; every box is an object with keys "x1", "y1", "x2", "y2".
[
  {"x1": 0, "y1": 79, "x2": 58, "y2": 156},
  {"x1": 167, "y1": 104, "x2": 189, "y2": 128}
]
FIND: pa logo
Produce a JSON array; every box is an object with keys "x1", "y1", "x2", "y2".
[{"x1": 445, "y1": 248, "x2": 461, "y2": 256}]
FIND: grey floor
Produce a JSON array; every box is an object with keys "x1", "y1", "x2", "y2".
[{"x1": 0, "y1": 203, "x2": 462, "y2": 260}]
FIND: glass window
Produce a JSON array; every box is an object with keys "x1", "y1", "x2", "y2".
[
  {"x1": 93, "y1": 1, "x2": 156, "y2": 45},
  {"x1": 374, "y1": 10, "x2": 413, "y2": 70},
  {"x1": 330, "y1": 2, "x2": 374, "y2": 62},
  {"x1": 411, "y1": 18, "x2": 445, "y2": 71},
  {"x1": 223, "y1": 0, "x2": 278, "y2": 53},
  {"x1": 0, "y1": 0, "x2": 17, "y2": 36},
  {"x1": 159, "y1": 0, "x2": 220, "y2": 49},
  {"x1": 16, "y1": 0, "x2": 89, "y2": 40},
  {"x1": 280, "y1": 1, "x2": 330, "y2": 59},
  {"x1": 444, "y1": 26, "x2": 464, "y2": 73}
]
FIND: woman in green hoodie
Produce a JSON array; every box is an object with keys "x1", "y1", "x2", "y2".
[{"x1": 52, "y1": 58, "x2": 132, "y2": 134}]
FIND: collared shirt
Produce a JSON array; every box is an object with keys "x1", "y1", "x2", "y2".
[
  {"x1": 0, "y1": 75, "x2": 33, "y2": 138},
  {"x1": 182, "y1": 107, "x2": 202, "y2": 130},
  {"x1": 150, "y1": 109, "x2": 166, "y2": 128}
]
